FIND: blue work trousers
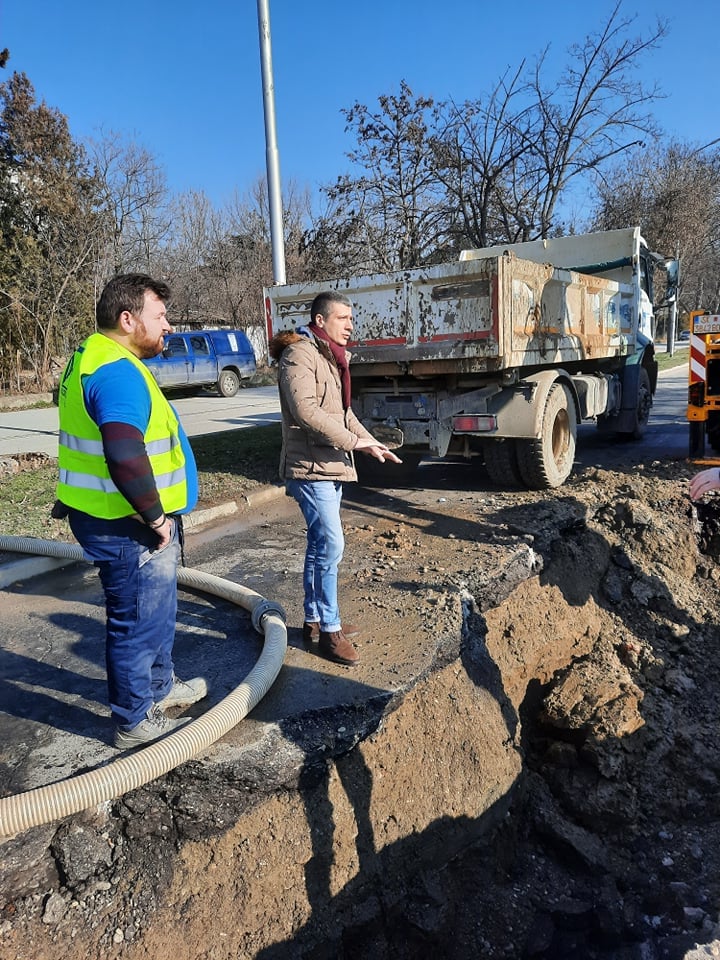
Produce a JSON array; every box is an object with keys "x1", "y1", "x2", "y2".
[
  {"x1": 286, "y1": 479, "x2": 344, "y2": 632},
  {"x1": 68, "y1": 511, "x2": 179, "y2": 730}
]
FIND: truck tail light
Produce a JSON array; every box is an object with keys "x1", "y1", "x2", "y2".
[{"x1": 453, "y1": 415, "x2": 497, "y2": 432}]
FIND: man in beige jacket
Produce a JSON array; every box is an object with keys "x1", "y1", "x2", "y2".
[{"x1": 269, "y1": 291, "x2": 401, "y2": 665}]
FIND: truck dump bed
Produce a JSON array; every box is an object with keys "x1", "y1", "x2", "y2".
[{"x1": 266, "y1": 245, "x2": 638, "y2": 377}]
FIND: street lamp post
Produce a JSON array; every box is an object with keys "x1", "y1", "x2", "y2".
[{"x1": 257, "y1": 0, "x2": 286, "y2": 286}]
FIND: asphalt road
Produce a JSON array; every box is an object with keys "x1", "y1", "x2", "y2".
[{"x1": 577, "y1": 362, "x2": 690, "y2": 466}]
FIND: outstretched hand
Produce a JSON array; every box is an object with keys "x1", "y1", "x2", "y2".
[
  {"x1": 689, "y1": 467, "x2": 720, "y2": 501},
  {"x1": 354, "y1": 437, "x2": 403, "y2": 464}
]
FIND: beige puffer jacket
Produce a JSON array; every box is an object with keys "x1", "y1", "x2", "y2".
[{"x1": 268, "y1": 328, "x2": 375, "y2": 482}]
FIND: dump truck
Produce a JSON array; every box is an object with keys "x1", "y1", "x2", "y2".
[{"x1": 264, "y1": 226, "x2": 678, "y2": 489}]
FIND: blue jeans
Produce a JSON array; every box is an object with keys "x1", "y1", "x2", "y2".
[
  {"x1": 286, "y1": 480, "x2": 344, "y2": 632},
  {"x1": 68, "y1": 511, "x2": 180, "y2": 730}
]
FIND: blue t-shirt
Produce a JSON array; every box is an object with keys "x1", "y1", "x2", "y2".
[{"x1": 82, "y1": 358, "x2": 198, "y2": 513}]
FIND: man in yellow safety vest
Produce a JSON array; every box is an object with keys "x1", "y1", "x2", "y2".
[{"x1": 54, "y1": 274, "x2": 207, "y2": 749}]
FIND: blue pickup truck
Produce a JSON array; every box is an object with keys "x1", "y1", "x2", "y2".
[{"x1": 143, "y1": 329, "x2": 256, "y2": 397}]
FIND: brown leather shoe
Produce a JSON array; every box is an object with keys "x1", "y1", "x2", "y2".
[
  {"x1": 318, "y1": 630, "x2": 360, "y2": 666},
  {"x1": 303, "y1": 621, "x2": 360, "y2": 646}
]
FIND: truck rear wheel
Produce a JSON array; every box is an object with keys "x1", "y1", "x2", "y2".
[
  {"x1": 516, "y1": 383, "x2": 576, "y2": 489},
  {"x1": 217, "y1": 369, "x2": 240, "y2": 397},
  {"x1": 482, "y1": 438, "x2": 522, "y2": 488}
]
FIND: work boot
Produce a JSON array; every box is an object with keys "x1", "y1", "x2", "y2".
[
  {"x1": 157, "y1": 674, "x2": 208, "y2": 710},
  {"x1": 318, "y1": 630, "x2": 360, "y2": 666},
  {"x1": 303, "y1": 622, "x2": 360, "y2": 647},
  {"x1": 114, "y1": 703, "x2": 190, "y2": 750}
]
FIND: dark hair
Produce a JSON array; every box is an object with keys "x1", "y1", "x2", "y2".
[
  {"x1": 96, "y1": 274, "x2": 171, "y2": 330},
  {"x1": 309, "y1": 291, "x2": 352, "y2": 325}
]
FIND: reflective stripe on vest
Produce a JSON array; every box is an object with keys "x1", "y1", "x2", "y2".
[
  {"x1": 58, "y1": 431, "x2": 176, "y2": 458},
  {"x1": 59, "y1": 463, "x2": 186, "y2": 493}
]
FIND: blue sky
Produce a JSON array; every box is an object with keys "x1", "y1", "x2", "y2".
[{"x1": 2, "y1": 0, "x2": 717, "y2": 210}]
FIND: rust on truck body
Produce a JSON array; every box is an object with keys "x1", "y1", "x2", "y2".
[{"x1": 268, "y1": 254, "x2": 636, "y2": 377}]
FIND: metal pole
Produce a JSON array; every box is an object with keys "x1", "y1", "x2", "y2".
[
  {"x1": 257, "y1": 0, "x2": 286, "y2": 286},
  {"x1": 667, "y1": 296, "x2": 678, "y2": 357},
  {"x1": 666, "y1": 242, "x2": 681, "y2": 356}
]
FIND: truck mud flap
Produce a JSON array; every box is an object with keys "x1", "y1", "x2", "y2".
[{"x1": 597, "y1": 362, "x2": 653, "y2": 439}]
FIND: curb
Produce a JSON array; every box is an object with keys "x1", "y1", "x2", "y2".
[
  {"x1": 0, "y1": 484, "x2": 286, "y2": 588},
  {"x1": 0, "y1": 555, "x2": 77, "y2": 590},
  {"x1": 184, "y1": 483, "x2": 285, "y2": 529}
]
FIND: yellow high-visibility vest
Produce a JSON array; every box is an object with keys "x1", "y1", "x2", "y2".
[{"x1": 57, "y1": 333, "x2": 188, "y2": 518}]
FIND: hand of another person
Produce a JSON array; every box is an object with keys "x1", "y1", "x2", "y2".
[{"x1": 689, "y1": 467, "x2": 720, "y2": 501}]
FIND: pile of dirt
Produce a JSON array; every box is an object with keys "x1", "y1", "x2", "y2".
[
  {"x1": 427, "y1": 460, "x2": 720, "y2": 959},
  {"x1": 303, "y1": 457, "x2": 720, "y2": 959}
]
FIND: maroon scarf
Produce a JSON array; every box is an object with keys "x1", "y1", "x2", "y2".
[{"x1": 309, "y1": 322, "x2": 352, "y2": 410}]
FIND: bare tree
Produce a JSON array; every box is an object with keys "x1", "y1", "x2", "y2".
[
  {"x1": 321, "y1": 81, "x2": 446, "y2": 272},
  {"x1": 160, "y1": 189, "x2": 218, "y2": 326},
  {"x1": 431, "y1": 65, "x2": 538, "y2": 250},
  {"x1": 161, "y1": 179, "x2": 313, "y2": 338},
  {"x1": 210, "y1": 179, "x2": 314, "y2": 330},
  {"x1": 88, "y1": 129, "x2": 170, "y2": 279},
  {"x1": 319, "y1": 4, "x2": 669, "y2": 268},
  {"x1": 433, "y1": 3, "x2": 668, "y2": 247},
  {"x1": 591, "y1": 140, "x2": 720, "y2": 320},
  {"x1": 525, "y1": 3, "x2": 667, "y2": 238}
]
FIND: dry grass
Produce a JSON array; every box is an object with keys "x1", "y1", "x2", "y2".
[{"x1": 192, "y1": 424, "x2": 281, "y2": 503}]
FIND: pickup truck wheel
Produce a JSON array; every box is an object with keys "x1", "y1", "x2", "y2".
[
  {"x1": 482, "y1": 439, "x2": 522, "y2": 488},
  {"x1": 356, "y1": 451, "x2": 423, "y2": 487},
  {"x1": 516, "y1": 383, "x2": 576, "y2": 489},
  {"x1": 217, "y1": 369, "x2": 240, "y2": 397}
]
